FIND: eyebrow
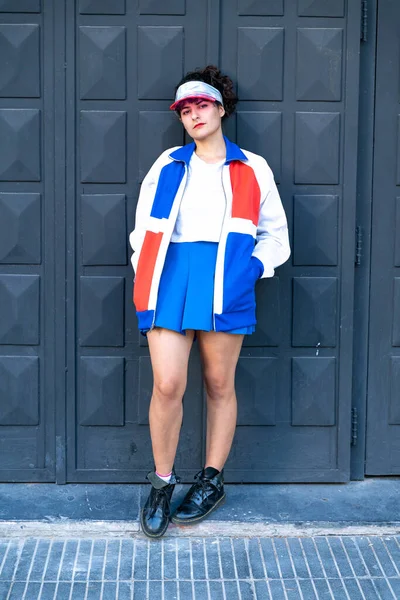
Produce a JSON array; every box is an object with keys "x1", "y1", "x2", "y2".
[{"x1": 180, "y1": 99, "x2": 208, "y2": 110}]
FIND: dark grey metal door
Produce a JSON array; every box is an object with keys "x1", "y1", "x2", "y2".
[
  {"x1": 0, "y1": 0, "x2": 363, "y2": 483},
  {"x1": 366, "y1": 0, "x2": 400, "y2": 475},
  {"x1": 219, "y1": 1, "x2": 361, "y2": 482},
  {"x1": 0, "y1": 0, "x2": 57, "y2": 482}
]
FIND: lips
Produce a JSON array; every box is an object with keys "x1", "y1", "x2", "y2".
[{"x1": 194, "y1": 123, "x2": 205, "y2": 129}]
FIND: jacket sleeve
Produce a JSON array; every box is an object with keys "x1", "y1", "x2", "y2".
[
  {"x1": 252, "y1": 160, "x2": 291, "y2": 278},
  {"x1": 128, "y1": 150, "x2": 172, "y2": 274}
]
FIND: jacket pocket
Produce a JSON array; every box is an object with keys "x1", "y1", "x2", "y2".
[{"x1": 222, "y1": 233, "x2": 257, "y2": 314}]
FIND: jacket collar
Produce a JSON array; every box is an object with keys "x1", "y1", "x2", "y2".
[{"x1": 169, "y1": 135, "x2": 248, "y2": 165}]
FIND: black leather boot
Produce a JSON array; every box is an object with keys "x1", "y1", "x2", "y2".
[
  {"x1": 171, "y1": 467, "x2": 225, "y2": 525},
  {"x1": 140, "y1": 470, "x2": 179, "y2": 538}
]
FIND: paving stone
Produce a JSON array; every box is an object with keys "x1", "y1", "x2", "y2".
[
  {"x1": 102, "y1": 581, "x2": 117, "y2": 600},
  {"x1": 343, "y1": 578, "x2": 365, "y2": 600},
  {"x1": 119, "y1": 539, "x2": 134, "y2": 581},
  {"x1": 287, "y1": 537, "x2": 310, "y2": 579},
  {"x1": 163, "y1": 538, "x2": 177, "y2": 580},
  {"x1": 355, "y1": 535, "x2": 385, "y2": 577},
  {"x1": 193, "y1": 580, "x2": 207, "y2": 599},
  {"x1": 273, "y1": 538, "x2": 295, "y2": 579},
  {"x1": 373, "y1": 576, "x2": 399, "y2": 600},
  {"x1": 223, "y1": 579, "x2": 240, "y2": 600},
  {"x1": 314, "y1": 536, "x2": 340, "y2": 579},
  {"x1": 118, "y1": 581, "x2": 133, "y2": 599},
  {"x1": 358, "y1": 578, "x2": 381, "y2": 599},
  {"x1": 190, "y1": 539, "x2": 206, "y2": 580},
  {"x1": 371, "y1": 537, "x2": 400, "y2": 577},
  {"x1": 7, "y1": 582, "x2": 27, "y2": 600},
  {"x1": 164, "y1": 579, "x2": 178, "y2": 599},
  {"x1": 176, "y1": 537, "x2": 191, "y2": 580},
  {"x1": 259, "y1": 538, "x2": 280, "y2": 579},
  {"x1": 0, "y1": 534, "x2": 398, "y2": 599},
  {"x1": 254, "y1": 580, "x2": 271, "y2": 599},
  {"x1": 298, "y1": 579, "x2": 318, "y2": 600},
  {"x1": 204, "y1": 538, "x2": 221, "y2": 579},
  {"x1": 282, "y1": 579, "x2": 302, "y2": 600},
  {"x1": 327, "y1": 577, "x2": 350, "y2": 600}
]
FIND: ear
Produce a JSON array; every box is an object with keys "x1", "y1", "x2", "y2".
[{"x1": 218, "y1": 104, "x2": 225, "y2": 118}]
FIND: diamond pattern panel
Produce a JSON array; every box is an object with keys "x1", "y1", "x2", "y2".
[
  {"x1": 139, "y1": 0, "x2": 185, "y2": 14},
  {"x1": 236, "y1": 358, "x2": 277, "y2": 426},
  {"x1": 392, "y1": 278, "x2": 400, "y2": 346},
  {"x1": 395, "y1": 198, "x2": 400, "y2": 266},
  {"x1": 79, "y1": 357, "x2": 124, "y2": 426},
  {"x1": 243, "y1": 277, "x2": 280, "y2": 347},
  {"x1": 292, "y1": 357, "x2": 336, "y2": 426},
  {"x1": 292, "y1": 277, "x2": 338, "y2": 347},
  {"x1": 79, "y1": 276, "x2": 124, "y2": 347},
  {"x1": 81, "y1": 194, "x2": 126, "y2": 266},
  {"x1": 0, "y1": 0, "x2": 40, "y2": 11},
  {"x1": 238, "y1": 0, "x2": 284, "y2": 16},
  {"x1": 293, "y1": 195, "x2": 338, "y2": 266},
  {"x1": 79, "y1": 0, "x2": 125, "y2": 14},
  {"x1": 295, "y1": 112, "x2": 340, "y2": 184},
  {"x1": 238, "y1": 27, "x2": 284, "y2": 101},
  {"x1": 0, "y1": 275, "x2": 39, "y2": 345},
  {"x1": 0, "y1": 193, "x2": 41, "y2": 264},
  {"x1": 298, "y1": 0, "x2": 345, "y2": 17},
  {"x1": 139, "y1": 111, "x2": 184, "y2": 181},
  {"x1": 0, "y1": 109, "x2": 40, "y2": 181},
  {"x1": 296, "y1": 28, "x2": 343, "y2": 101},
  {"x1": 237, "y1": 112, "x2": 282, "y2": 183},
  {"x1": 389, "y1": 358, "x2": 400, "y2": 425},
  {"x1": 0, "y1": 24, "x2": 40, "y2": 98},
  {"x1": 80, "y1": 111, "x2": 126, "y2": 183},
  {"x1": 80, "y1": 26, "x2": 126, "y2": 100},
  {"x1": 138, "y1": 27, "x2": 183, "y2": 100},
  {"x1": 0, "y1": 356, "x2": 39, "y2": 425}
]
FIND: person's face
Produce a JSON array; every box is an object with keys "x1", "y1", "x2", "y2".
[{"x1": 178, "y1": 99, "x2": 225, "y2": 141}]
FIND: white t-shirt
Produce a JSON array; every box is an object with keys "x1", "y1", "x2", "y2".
[{"x1": 171, "y1": 151, "x2": 226, "y2": 243}]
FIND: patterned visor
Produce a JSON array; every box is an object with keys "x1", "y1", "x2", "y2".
[{"x1": 170, "y1": 81, "x2": 224, "y2": 111}]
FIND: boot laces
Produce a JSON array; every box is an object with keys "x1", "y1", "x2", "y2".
[
  {"x1": 194, "y1": 471, "x2": 212, "y2": 500},
  {"x1": 150, "y1": 487, "x2": 171, "y2": 518}
]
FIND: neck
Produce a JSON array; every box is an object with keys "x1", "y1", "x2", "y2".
[{"x1": 194, "y1": 129, "x2": 226, "y2": 162}]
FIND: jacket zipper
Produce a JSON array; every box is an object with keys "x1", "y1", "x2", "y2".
[{"x1": 213, "y1": 164, "x2": 229, "y2": 331}]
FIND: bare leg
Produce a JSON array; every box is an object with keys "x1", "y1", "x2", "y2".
[
  {"x1": 197, "y1": 331, "x2": 244, "y2": 471},
  {"x1": 147, "y1": 327, "x2": 195, "y2": 475}
]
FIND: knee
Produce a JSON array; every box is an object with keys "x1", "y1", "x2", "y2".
[
  {"x1": 153, "y1": 376, "x2": 185, "y2": 403},
  {"x1": 203, "y1": 371, "x2": 233, "y2": 401}
]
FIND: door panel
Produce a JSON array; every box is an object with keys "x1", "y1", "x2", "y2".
[
  {"x1": 220, "y1": 0, "x2": 360, "y2": 481},
  {"x1": 0, "y1": 0, "x2": 56, "y2": 481},
  {"x1": 67, "y1": 0, "x2": 208, "y2": 482},
  {"x1": 366, "y1": 0, "x2": 400, "y2": 475}
]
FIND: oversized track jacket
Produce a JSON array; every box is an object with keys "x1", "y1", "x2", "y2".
[{"x1": 129, "y1": 136, "x2": 290, "y2": 332}]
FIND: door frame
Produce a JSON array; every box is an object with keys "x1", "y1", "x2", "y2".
[{"x1": 351, "y1": 0, "x2": 378, "y2": 480}]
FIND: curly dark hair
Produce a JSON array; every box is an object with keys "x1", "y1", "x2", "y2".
[{"x1": 174, "y1": 65, "x2": 238, "y2": 120}]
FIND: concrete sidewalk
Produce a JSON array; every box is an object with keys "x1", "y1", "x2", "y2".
[
  {"x1": 0, "y1": 479, "x2": 399, "y2": 598},
  {"x1": 1, "y1": 534, "x2": 400, "y2": 599}
]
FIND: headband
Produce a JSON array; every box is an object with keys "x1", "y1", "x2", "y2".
[{"x1": 170, "y1": 81, "x2": 224, "y2": 111}]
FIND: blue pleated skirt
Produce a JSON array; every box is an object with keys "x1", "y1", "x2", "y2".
[{"x1": 142, "y1": 241, "x2": 256, "y2": 336}]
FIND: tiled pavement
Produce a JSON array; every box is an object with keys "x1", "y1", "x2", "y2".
[{"x1": 1, "y1": 535, "x2": 400, "y2": 599}]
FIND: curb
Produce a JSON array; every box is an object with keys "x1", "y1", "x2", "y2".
[{"x1": 1, "y1": 520, "x2": 400, "y2": 538}]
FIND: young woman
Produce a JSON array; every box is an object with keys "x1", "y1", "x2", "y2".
[{"x1": 129, "y1": 66, "x2": 290, "y2": 538}]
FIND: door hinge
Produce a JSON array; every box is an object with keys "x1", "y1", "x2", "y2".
[
  {"x1": 361, "y1": 0, "x2": 368, "y2": 42},
  {"x1": 355, "y1": 225, "x2": 363, "y2": 266},
  {"x1": 351, "y1": 407, "x2": 358, "y2": 446}
]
